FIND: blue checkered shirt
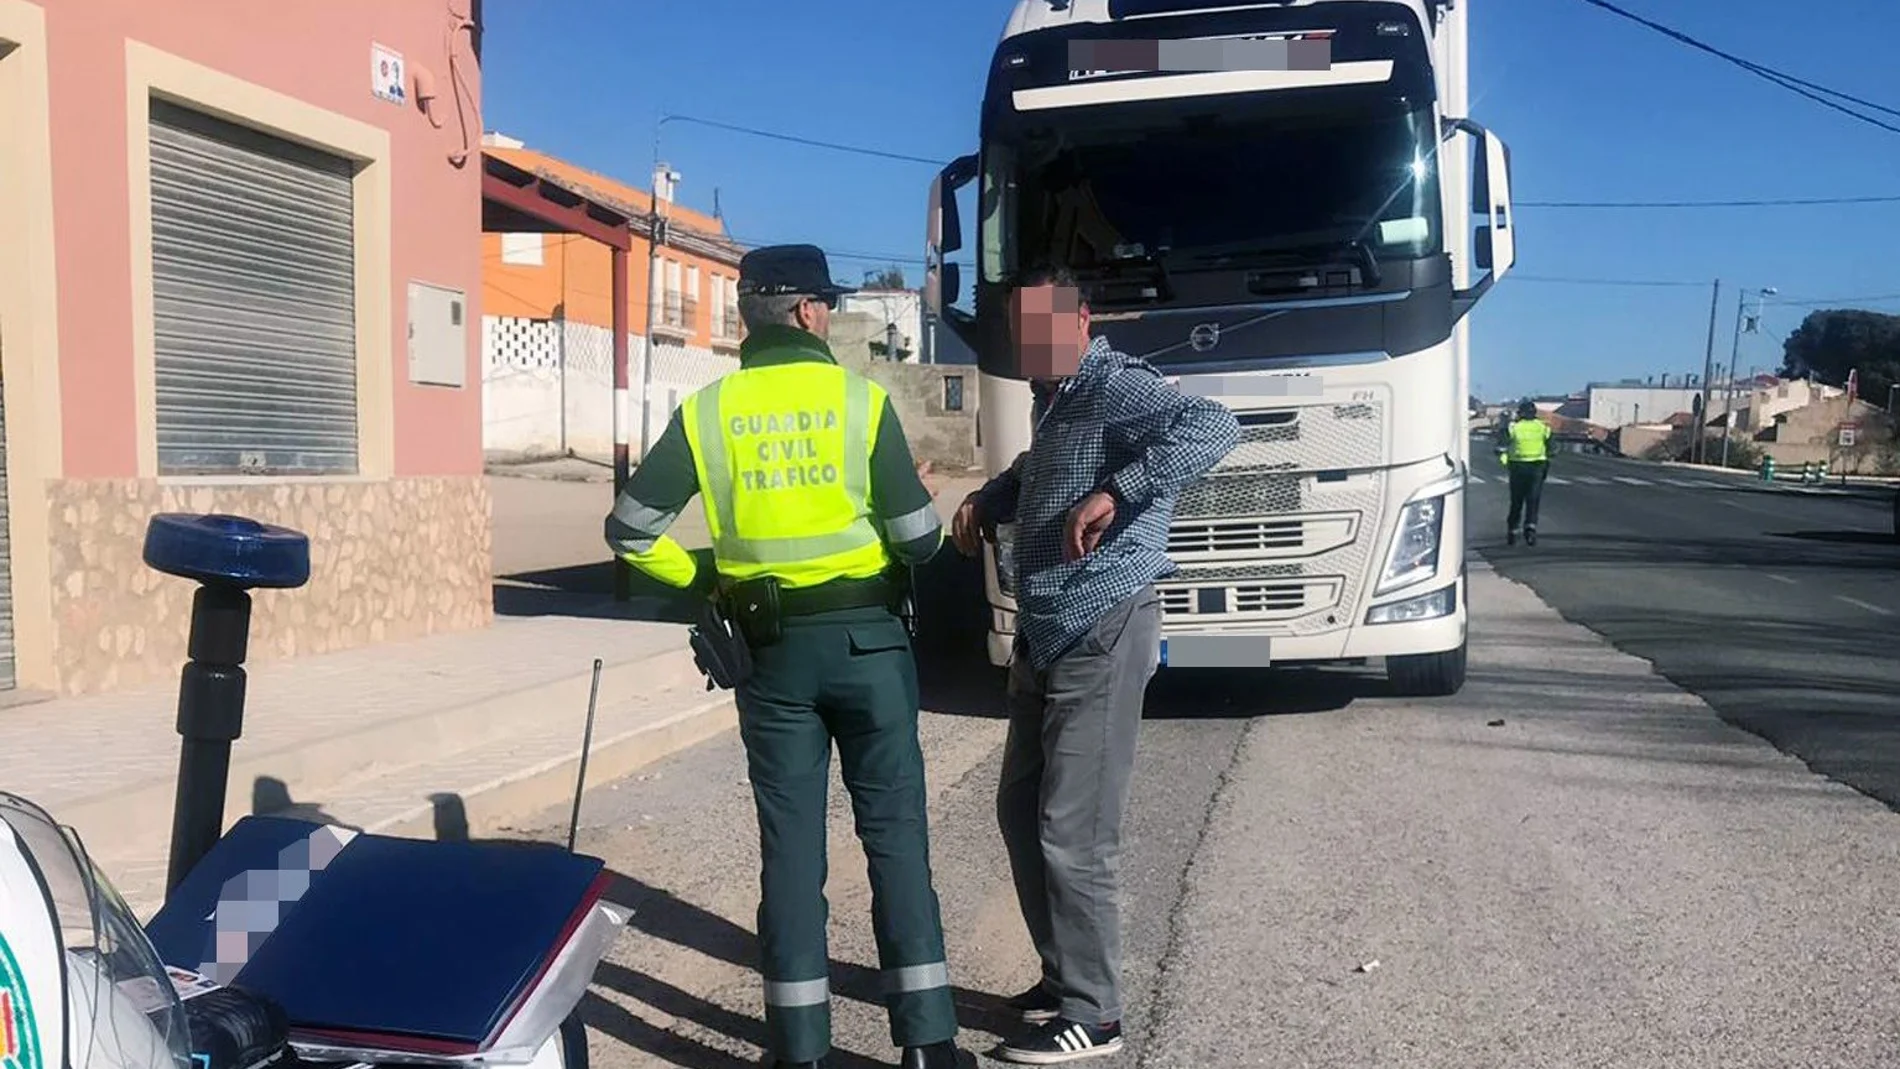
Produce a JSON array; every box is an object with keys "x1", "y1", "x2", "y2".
[{"x1": 975, "y1": 335, "x2": 1240, "y2": 670}]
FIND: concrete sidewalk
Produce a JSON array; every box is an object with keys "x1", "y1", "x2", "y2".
[{"x1": 0, "y1": 610, "x2": 732, "y2": 916}]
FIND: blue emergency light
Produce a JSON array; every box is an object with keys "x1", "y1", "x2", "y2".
[{"x1": 143, "y1": 513, "x2": 311, "y2": 590}]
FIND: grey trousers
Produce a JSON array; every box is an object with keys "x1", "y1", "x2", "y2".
[{"x1": 997, "y1": 587, "x2": 1163, "y2": 1027}]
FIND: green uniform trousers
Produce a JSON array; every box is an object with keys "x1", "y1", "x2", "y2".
[{"x1": 735, "y1": 605, "x2": 958, "y2": 1062}]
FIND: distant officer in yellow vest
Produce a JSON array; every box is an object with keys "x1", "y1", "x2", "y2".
[
  {"x1": 604, "y1": 245, "x2": 966, "y2": 1069},
  {"x1": 1498, "y1": 399, "x2": 1553, "y2": 546}
]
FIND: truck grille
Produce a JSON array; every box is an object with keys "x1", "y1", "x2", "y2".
[
  {"x1": 1217, "y1": 402, "x2": 1386, "y2": 474},
  {"x1": 1167, "y1": 514, "x2": 1358, "y2": 560},
  {"x1": 1158, "y1": 576, "x2": 1345, "y2": 621},
  {"x1": 1158, "y1": 397, "x2": 1389, "y2": 635},
  {"x1": 1178, "y1": 473, "x2": 1301, "y2": 519}
]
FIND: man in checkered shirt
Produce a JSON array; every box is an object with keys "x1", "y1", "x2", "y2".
[{"x1": 950, "y1": 266, "x2": 1239, "y2": 1064}]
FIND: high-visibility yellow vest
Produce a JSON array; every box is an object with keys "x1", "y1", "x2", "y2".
[
  {"x1": 1502, "y1": 417, "x2": 1552, "y2": 464},
  {"x1": 681, "y1": 361, "x2": 893, "y2": 589}
]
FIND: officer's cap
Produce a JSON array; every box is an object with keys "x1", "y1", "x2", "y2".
[{"x1": 737, "y1": 244, "x2": 857, "y2": 303}]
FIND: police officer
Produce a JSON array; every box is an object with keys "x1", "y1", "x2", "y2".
[
  {"x1": 604, "y1": 245, "x2": 966, "y2": 1069},
  {"x1": 1498, "y1": 399, "x2": 1553, "y2": 546}
]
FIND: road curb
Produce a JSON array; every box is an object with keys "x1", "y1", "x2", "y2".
[
  {"x1": 63, "y1": 644, "x2": 705, "y2": 867},
  {"x1": 371, "y1": 691, "x2": 739, "y2": 842}
]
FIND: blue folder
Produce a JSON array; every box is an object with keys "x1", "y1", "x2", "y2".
[{"x1": 145, "y1": 816, "x2": 609, "y2": 1052}]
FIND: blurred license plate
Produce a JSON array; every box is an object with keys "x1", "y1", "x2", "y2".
[{"x1": 1159, "y1": 635, "x2": 1269, "y2": 668}]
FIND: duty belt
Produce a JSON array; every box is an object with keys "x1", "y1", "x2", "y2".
[{"x1": 775, "y1": 575, "x2": 899, "y2": 617}]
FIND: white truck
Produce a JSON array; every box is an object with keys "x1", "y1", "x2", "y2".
[{"x1": 923, "y1": 0, "x2": 1516, "y2": 695}]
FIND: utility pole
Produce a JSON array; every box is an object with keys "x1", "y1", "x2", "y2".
[
  {"x1": 1694, "y1": 279, "x2": 1721, "y2": 465},
  {"x1": 1720, "y1": 286, "x2": 1776, "y2": 468},
  {"x1": 620, "y1": 117, "x2": 677, "y2": 602}
]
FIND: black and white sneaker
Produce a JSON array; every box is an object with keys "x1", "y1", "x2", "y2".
[
  {"x1": 1003, "y1": 983, "x2": 1061, "y2": 1023},
  {"x1": 993, "y1": 1019, "x2": 1124, "y2": 1064}
]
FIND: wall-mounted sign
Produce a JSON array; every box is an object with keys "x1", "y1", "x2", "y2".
[{"x1": 372, "y1": 43, "x2": 406, "y2": 105}]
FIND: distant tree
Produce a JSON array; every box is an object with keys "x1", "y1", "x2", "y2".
[
  {"x1": 1779, "y1": 308, "x2": 1900, "y2": 404},
  {"x1": 863, "y1": 265, "x2": 908, "y2": 290}
]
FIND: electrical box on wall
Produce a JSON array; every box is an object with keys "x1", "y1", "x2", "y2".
[{"x1": 407, "y1": 281, "x2": 467, "y2": 387}]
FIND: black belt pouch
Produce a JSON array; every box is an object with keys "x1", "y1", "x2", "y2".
[
  {"x1": 727, "y1": 575, "x2": 784, "y2": 648},
  {"x1": 690, "y1": 598, "x2": 754, "y2": 690}
]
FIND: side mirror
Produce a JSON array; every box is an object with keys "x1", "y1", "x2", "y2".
[
  {"x1": 1450, "y1": 121, "x2": 1516, "y2": 317},
  {"x1": 924, "y1": 153, "x2": 979, "y2": 319},
  {"x1": 1475, "y1": 129, "x2": 1514, "y2": 277}
]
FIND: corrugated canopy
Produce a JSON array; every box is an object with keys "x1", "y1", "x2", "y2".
[{"x1": 479, "y1": 150, "x2": 745, "y2": 266}]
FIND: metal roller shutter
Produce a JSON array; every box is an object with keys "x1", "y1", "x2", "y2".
[
  {"x1": 0, "y1": 358, "x2": 13, "y2": 691},
  {"x1": 149, "y1": 98, "x2": 359, "y2": 475}
]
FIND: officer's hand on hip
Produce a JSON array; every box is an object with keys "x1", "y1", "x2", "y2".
[{"x1": 1064, "y1": 491, "x2": 1116, "y2": 562}]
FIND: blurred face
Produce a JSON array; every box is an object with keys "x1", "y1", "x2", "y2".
[
  {"x1": 1011, "y1": 282, "x2": 1090, "y2": 382},
  {"x1": 794, "y1": 294, "x2": 833, "y2": 339}
]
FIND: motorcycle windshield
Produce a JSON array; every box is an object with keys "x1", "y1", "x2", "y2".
[{"x1": 0, "y1": 793, "x2": 192, "y2": 1069}]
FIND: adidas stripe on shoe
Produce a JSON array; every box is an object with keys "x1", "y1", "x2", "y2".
[{"x1": 993, "y1": 1018, "x2": 1124, "y2": 1064}]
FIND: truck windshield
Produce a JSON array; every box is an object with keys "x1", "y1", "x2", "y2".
[{"x1": 981, "y1": 97, "x2": 1441, "y2": 285}]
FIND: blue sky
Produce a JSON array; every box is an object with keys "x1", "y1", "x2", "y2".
[{"x1": 481, "y1": 0, "x2": 1900, "y2": 400}]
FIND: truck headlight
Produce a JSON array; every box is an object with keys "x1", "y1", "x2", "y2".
[
  {"x1": 1367, "y1": 582, "x2": 1457, "y2": 624},
  {"x1": 993, "y1": 522, "x2": 1019, "y2": 598},
  {"x1": 1377, "y1": 494, "x2": 1445, "y2": 595}
]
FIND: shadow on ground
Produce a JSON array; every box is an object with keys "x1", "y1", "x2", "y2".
[
  {"x1": 251, "y1": 775, "x2": 362, "y2": 830},
  {"x1": 425, "y1": 793, "x2": 996, "y2": 1069},
  {"x1": 495, "y1": 553, "x2": 713, "y2": 625}
]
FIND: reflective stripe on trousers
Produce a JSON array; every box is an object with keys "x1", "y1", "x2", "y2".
[{"x1": 764, "y1": 976, "x2": 830, "y2": 1008}]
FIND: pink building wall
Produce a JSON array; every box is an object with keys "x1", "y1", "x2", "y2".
[
  {"x1": 44, "y1": 0, "x2": 484, "y2": 479},
  {"x1": 3, "y1": 0, "x2": 494, "y2": 697}
]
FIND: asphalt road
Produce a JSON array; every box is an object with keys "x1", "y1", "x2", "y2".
[
  {"x1": 1468, "y1": 448, "x2": 1900, "y2": 809},
  {"x1": 500, "y1": 523, "x2": 1900, "y2": 1067}
]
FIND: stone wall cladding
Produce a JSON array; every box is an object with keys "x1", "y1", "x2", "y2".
[{"x1": 46, "y1": 476, "x2": 492, "y2": 697}]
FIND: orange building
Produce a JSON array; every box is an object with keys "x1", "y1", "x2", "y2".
[{"x1": 479, "y1": 134, "x2": 746, "y2": 462}]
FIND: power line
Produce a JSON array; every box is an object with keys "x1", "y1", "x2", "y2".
[
  {"x1": 659, "y1": 114, "x2": 944, "y2": 166},
  {"x1": 1511, "y1": 274, "x2": 1710, "y2": 288},
  {"x1": 1520, "y1": 194, "x2": 1900, "y2": 208},
  {"x1": 1575, "y1": 0, "x2": 1900, "y2": 136}
]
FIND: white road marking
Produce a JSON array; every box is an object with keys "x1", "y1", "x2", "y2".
[
  {"x1": 1547, "y1": 476, "x2": 1571, "y2": 485},
  {"x1": 1577, "y1": 477, "x2": 1611, "y2": 486},
  {"x1": 1468, "y1": 474, "x2": 1487, "y2": 484},
  {"x1": 1613, "y1": 476, "x2": 1651, "y2": 486},
  {"x1": 1835, "y1": 595, "x2": 1894, "y2": 617},
  {"x1": 1766, "y1": 573, "x2": 1797, "y2": 585},
  {"x1": 1664, "y1": 478, "x2": 1706, "y2": 488}
]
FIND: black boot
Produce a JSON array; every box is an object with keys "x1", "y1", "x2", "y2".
[
  {"x1": 1506, "y1": 528, "x2": 1517, "y2": 546},
  {"x1": 900, "y1": 1040, "x2": 970, "y2": 1068},
  {"x1": 1524, "y1": 525, "x2": 1538, "y2": 546}
]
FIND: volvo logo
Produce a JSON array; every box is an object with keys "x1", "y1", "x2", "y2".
[{"x1": 1188, "y1": 322, "x2": 1221, "y2": 353}]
